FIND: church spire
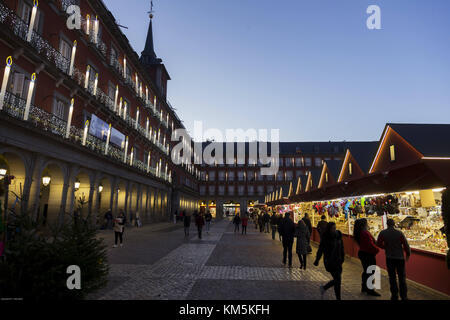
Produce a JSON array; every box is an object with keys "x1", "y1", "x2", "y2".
[{"x1": 140, "y1": 1, "x2": 161, "y2": 65}]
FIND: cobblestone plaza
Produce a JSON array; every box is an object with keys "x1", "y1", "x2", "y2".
[{"x1": 89, "y1": 219, "x2": 448, "y2": 300}]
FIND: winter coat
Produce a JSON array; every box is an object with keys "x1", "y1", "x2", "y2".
[
  {"x1": 233, "y1": 216, "x2": 241, "y2": 225},
  {"x1": 316, "y1": 220, "x2": 328, "y2": 237},
  {"x1": 205, "y1": 213, "x2": 212, "y2": 222},
  {"x1": 195, "y1": 215, "x2": 205, "y2": 227},
  {"x1": 279, "y1": 217, "x2": 296, "y2": 241},
  {"x1": 270, "y1": 214, "x2": 278, "y2": 226},
  {"x1": 295, "y1": 221, "x2": 311, "y2": 255},
  {"x1": 315, "y1": 230, "x2": 345, "y2": 272},
  {"x1": 263, "y1": 213, "x2": 270, "y2": 223},
  {"x1": 302, "y1": 217, "x2": 313, "y2": 235},
  {"x1": 241, "y1": 217, "x2": 248, "y2": 226},
  {"x1": 113, "y1": 217, "x2": 125, "y2": 233},
  {"x1": 184, "y1": 215, "x2": 191, "y2": 227}
]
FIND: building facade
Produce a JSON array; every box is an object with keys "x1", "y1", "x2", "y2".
[
  {"x1": 197, "y1": 141, "x2": 378, "y2": 216},
  {"x1": 0, "y1": 0, "x2": 200, "y2": 226}
]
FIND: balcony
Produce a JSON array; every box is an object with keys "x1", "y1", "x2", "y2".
[{"x1": 0, "y1": 91, "x2": 169, "y2": 182}]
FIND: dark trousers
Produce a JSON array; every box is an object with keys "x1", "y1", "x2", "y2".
[
  {"x1": 282, "y1": 239, "x2": 294, "y2": 266},
  {"x1": 358, "y1": 250, "x2": 377, "y2": 292},
  {"x1": 386, "y1": 258, "x2": 407, "y2": 299},
  {"x1": 324, "y1": 268, "x2": 342, "y2": 300},
  {"x1": 114, "y1": 231, "x2": 123, "y2": 245},
  {"x1": 271, "y1": 225, "x2": 277, "y2": 240},
  {"x1": 197, "y1": 226, "x2": 203, "y2": 239},
  {"x1": 234, "y1": 224, "x2": 240, "y2": 232},
  {"x1": 297, "y1": 253, "x2": 307, "y2": 268},
  {"x1": 242, "y1": 225, "x2": 247, "y2": 234},
  {"x1": 184, "y1": 226, "x2": 190, "y2": 236}
]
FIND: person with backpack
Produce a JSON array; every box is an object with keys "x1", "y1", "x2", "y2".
[
  {"x1": 313, "y1": 222, "x2": 345, "y2": 300},
  {"x1": 204, "y1": 211, "x2": 213, "y2": 234}
]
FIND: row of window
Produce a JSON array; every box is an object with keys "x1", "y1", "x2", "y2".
[
  {"x1": 199, "y1": 185, "x2": 270, "y2": 196},
  {"x1": 198, "y1": 156, "x2": 340, "y2": 168},
  {"x1": 199, "y1": 169, "x2": 310, "y2": 182}
]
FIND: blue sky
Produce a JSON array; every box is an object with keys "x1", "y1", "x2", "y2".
[{"x1": 104, "y1": 0, "x2": 450, "y2": 142}]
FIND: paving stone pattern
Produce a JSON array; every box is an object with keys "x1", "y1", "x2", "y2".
[{"x1": 88, "y1": 220, "x2": 449, "y2": 300}]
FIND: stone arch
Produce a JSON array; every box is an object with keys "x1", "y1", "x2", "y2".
[
  {"x1": 0, "y1": 148, "x2": 30, "y2": 213},
  {"x1": 37, "y1": 159, "x2": 68, "y2": 227},
  {"x1": 97, "y1": 174, "x2": 113, "y2": 220}
]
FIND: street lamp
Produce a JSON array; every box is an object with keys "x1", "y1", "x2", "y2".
[
  {"x1": 42, "y1": 175, "x2": 51, "y2": 186},
  {"x1": 0, "y1": 168, "x2": 7, "y2": 179},
  {"x1": 98, "y1": 184, "x2": 103, "y2": 193},
  {"x1": 74, "y1": 179, "x2": 80, "y2": 191}
]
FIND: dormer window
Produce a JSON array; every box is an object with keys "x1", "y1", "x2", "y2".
[{"x1": 390, "y1": 145, "x2": 396, "y2": 162}]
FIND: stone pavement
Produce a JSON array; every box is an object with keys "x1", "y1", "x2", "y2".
[{"x1": 88, "y1": 218, "x2": 449, "y2": 300}]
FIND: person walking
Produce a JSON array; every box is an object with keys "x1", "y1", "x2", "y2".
[
  {"x1": 258, "y1": 214, "x2": 264, "y2": 233},
  {"x1": 195, "y1": 211, "x2": 205, "y2": 239},
  {"x1": 263, "y1": 211, "x2": 270, "y2": 233},
  {"x1": 204, "y1": 211, "x2": 212, "y2": 234},
  {"x1": 270, "y1": 212, "x2": 278, "y2": 240},
  {"x1": 295, "y1": 219, "x2": 310, "y2": 270},
  {"x1": 353, "y1": 218, "x2": 381, "y2": 296},
  {"x1": 233, "y1": 213, "x2": 241, "y2": 233},
  {"x1": 276, "y1": 214, "x2": 283, "y2": 241},
  {"x1": 279, "y1": 212, "x2": 296, "y2": 267},
  {"x1": 104, "y1": 209, "x2": 113, "y2": 229},
  {"x1": 316, "y1": 215, "x2": 328, "y2": 240},
  {"x1": 173, "y1": 210, "x2": 178, "y2": 224},
  {"x1": 183, "y1": 211, "x2": 191, "y2": 237},
  {"x1": 313, "y1": 222, "x2": 345, "y2": 300},
  {"x1": 377, "y1": 218, "x2": 411, "y2": 300},
  {"x1": 113, "y1": 210, "x2": 126, "y2": 248},
  {"x1": 302, "y1": 213, "x2": 313, "y2": 254},
  {"x1": 241, "y1": 214, "x2": 248, "y2": 235}
]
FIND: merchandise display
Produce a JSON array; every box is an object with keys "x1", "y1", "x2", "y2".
[{"x1": 304, "y1": 189, "x2": 448, "y2": 255}]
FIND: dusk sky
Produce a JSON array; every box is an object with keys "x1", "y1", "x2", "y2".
[{"x1": 104, "y1": 0, "x2": 450, "y2": 142}]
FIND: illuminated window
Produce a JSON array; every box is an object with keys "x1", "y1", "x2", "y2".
[
  {"x1": 390, "y1": 145, "x2": 396, "y2": 162},
  {"x1": 349, "y1": 163, "x2": 353, "y2": 175}
]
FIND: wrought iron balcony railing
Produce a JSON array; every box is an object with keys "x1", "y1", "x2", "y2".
[{"x1": 1, "y1": 91, "x2": 170, "y2": 182}]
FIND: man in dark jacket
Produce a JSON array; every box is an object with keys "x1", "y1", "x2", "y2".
[
  {"x1": 276, "y1": 214, "x2": 283, "y2": 241},
  {"x1": 279, "y1": 212, "x2": 296, "y2": 267},
  {"x1": 377, "y1": 218, "x2": 411, "y2": 300},
  {"x1": 313, "y1": 222, "x2": 345, "y2": 300},
  {"x1": 316, "y1": 215, "x2": 328, "y2": 240}
]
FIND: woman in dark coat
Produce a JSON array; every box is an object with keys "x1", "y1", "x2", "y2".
[
  {"x1": 233, "y1": 213, "x2": 241, "y2": 233},
  {"x1": 295, "y1": 220, "x2": 310, "y2": 269},
  {"x1": 313, "y1": 222, "x2": 345, "y2": 300}
]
